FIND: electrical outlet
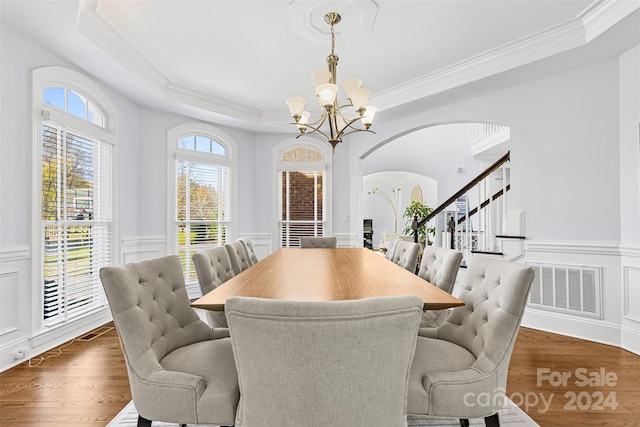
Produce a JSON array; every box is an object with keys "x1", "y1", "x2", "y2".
[{"x1": 10, "y1": 349, "x2": 28, "y2": 360}]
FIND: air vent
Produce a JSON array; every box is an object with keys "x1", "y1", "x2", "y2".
[
  {"x1": 527, "y1": 262, "x2": 602, "y2": 318},
  {"x1": 77, "y1": 326, "x2": 114, "y2": 341}
]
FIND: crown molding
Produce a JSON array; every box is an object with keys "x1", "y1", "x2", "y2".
[
  {"x1": 374, "y1": 0, "x2": 638, "y2": 112},
  {"x1": 164, "y1": 83, "x2": 263, "y2": 125},
  {"x1": 76, "y1": 0, "x2": 168, "y2": 92},
  {"x1": 579, "y1": 0, "x2": 640, "y2": 41},
  {"x1": 77, "y1": 0, "x2": 638, "y2": 128}
]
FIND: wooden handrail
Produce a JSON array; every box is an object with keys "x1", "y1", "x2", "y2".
[
  {"x1": 457, "y1": 184, "x2": 510, "y2": 225},
  {"x1": 416, "y1": 151, "x2": 510, "y2": 229}
]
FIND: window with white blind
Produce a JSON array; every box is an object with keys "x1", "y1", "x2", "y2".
[
  {"x1": 33, "y1": 67, "x2": 119, "y2": 329},
  {"x1": 277, "y1": 143, "x2": 330, "y2": 248},
  {"x1": 167, "y1": 124, "x2": 234, "y2": 291}
]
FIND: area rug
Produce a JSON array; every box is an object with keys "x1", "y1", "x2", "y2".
[{"x1": 108, "y1": 398, "x2": 539, "y2": 426}]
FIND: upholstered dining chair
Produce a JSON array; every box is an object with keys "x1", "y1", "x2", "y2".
[
  {"x1": 99, "y1": 255, "x2": 238, "y2": 427},
  {"x1": 192, "y1": 246, "x2": 237, "y2": 327},
  {"x1": 385, "y1": 237, "x2": 400, "y2": 260},
  {"x1": 407, "y1": 256, "x2": 534, "y2": 427},
  {"x1": 417, "y1": 245, "x2": 464, "y2": 327},
  {"x1": 239, "y1": 237, "x2": 259, "y2": 265},
  {"x1": 390, "y1": 240, "x2": 421, "y2": 273},
  {"x1": 225, "y1": 240, "x2": 252, "y2": 274},
  {"x1": 299, "y1": 235, "x2": 337, "y2": 248},
  {"x1": 226, "y1": 295, "x2": 423, "y2": 427}
]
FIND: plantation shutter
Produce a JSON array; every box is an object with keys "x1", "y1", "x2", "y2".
[
  {"x1": 175, "y1": 159, "x2": 231, "y2": 285},
  {"x1": 41, "y1": 122, "x2": 112, "y2": 326},
  {"x1": 280, "y1": 170, "x2": 324, "y2": 247}
]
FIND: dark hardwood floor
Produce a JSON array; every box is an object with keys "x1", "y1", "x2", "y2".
[{"x1": 0, "y1": 324, "x2": 638, "y2": 426}]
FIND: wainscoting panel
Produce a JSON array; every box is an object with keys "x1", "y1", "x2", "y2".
[
  {"x1": 238, "y1": 233, "x2": 273, "y2": 260},
  {"x1": 121, "y1": 236, "x2": 166, "y2": 263},
  {"x1": 335, "y1": 233, "x2": 358, "y2": 248},
  {"x1": 0, "y1": 245, "x2": 31, "y2": 372},
  {"x1": 0, "y1": 269, "x2": 21, "y2": 336},
  {"x1": 522, "y1": 240, "x2": 626, "y2": 350},
  {"x1": 623, "y1": 266, "x2": 640, "y2": 323},
  {"x1": 621, "y1": 243, "x2": 640, "y2": 354}
]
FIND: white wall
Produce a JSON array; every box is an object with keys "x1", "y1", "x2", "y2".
[
  {"x1": 363, "y1": 172, "x2": 437, "y2": 248},
  {"x1": 618, "y1": 45, "x2": 640, "y2": 354}
]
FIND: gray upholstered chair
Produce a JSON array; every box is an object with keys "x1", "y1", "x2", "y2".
[
  {"x1": 390, "y1": 240, "x2": 421, "y2": 273},
  {"x1": 99, "y1": 255, "x2": 238, "y2": 427},
  {"x1": 192, "y1": 246, "x2": 236, "y2": 327},
  {"x1": 225, "y1": 240, "x2": 252, "y2": 274},
  {"x1": 407, "y1": 256, "x2": 534, "y2": 427},
  {"x1": 239, "y1": 237, "x2": 259, "y2": 265},
  {"x1": 299, "y1": 235, "x2": 337, "y2": 248},
  {"x1": 385, "y1": 237, "x2": 400, "y2": 260},
  {"x1": 417, "y1": 245, "x2": 464, "y2": 327},
  {"x1": 226, "y1": 296, "x2": 423, "y2": 427}
]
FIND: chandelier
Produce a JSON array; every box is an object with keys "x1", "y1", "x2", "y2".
[{"x1": 286, "y1": 12, "x2": 377, "y2": 151}]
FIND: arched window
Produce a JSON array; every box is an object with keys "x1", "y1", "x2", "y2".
[
  {"x1": 33, "y1": 66, "x2": 119, "y2": 329},
  {"x1": 167, "y1": 123, "x2": 235, "y2": 293},
  {"x1": 275, "y1": 140, "x2": 331, "y2": 248}
]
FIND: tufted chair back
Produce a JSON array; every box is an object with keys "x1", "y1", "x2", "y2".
[
  {"x1": 407, "y1": 256, "x2": 534, "y2": 424},
  {"x1": 437, "y1": 257, "x2": 533, "y2": 357},
  {"x1": 390, "y1": 240, "x2": 421, "y2": 272},
  {"x1": 192, "y1": 247, "x2": 236, "y2": 327},
  {"x1": 101, "y1": 255, "x2": 211, "y2": 364},
  {"x1": 225, "y1": 240, "x2": 252, "y2": 274},
  {"x1": 239, "y1": 237, "x2": 259, "y2": 265},
  {"x1": 299, "y1": 236, "x2": 337, "y2": 248},
  {"x1": 417, "y1": 246, "x2": 463, "y2": 327},
  {"x1": 99, "y1": 255, "x2": 238, "y2": 426},
  {"x1": 417, "y1": 246, "x2": 463, "y2": 292}
]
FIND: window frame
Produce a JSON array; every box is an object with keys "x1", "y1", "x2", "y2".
[
  {"x1": 32, "y1": 66, "x2": 120, "y2": 334},
  {"x1": 273, "y1": 138, "x2": 332, "y2": 249},
  {"x1": 167, "y1": 123, "x2": 237, "y2": 296}
]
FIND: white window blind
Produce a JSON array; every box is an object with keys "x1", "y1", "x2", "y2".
[
  {"x1": 280, "y1": 170, "x2": 324, "y2": 247},
  {"x1": 41, "y1": 122, "x2": 112, "y2": 326},
  {"x1": 175, "y1": 159, "x2": 231, "y2": 285}
]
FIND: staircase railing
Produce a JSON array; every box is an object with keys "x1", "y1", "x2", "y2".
[{"x1": 413, "y1": 151, "x2": 512, "y2": 261}]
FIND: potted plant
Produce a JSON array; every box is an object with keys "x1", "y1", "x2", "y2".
[{"x1": 402, "y1": 201, "x2": 435, "y2": 245}]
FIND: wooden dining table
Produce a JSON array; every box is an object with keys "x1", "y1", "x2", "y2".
[{"x1": 191, "y1": 247, "x2": 464, "y2": 311}]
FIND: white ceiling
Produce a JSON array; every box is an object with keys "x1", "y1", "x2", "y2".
[{"x1": 1, "y1": 0, "x2": 638, "y2": 133}]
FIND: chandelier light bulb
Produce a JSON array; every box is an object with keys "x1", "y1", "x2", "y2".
[
  {"x1": 361, "y1": 106, "x2": 377, "y2": 129},
  {"x1": 297, "y1": 111, "x2": 310, "y2": 132},
  {"x1": 286, "y1": 96, "x2": 307, "y2": 121},
  {"x1": 349, "y1": 88, "x2": 371, "y2": 115},
  {"x1": 316, "y1": 83, "x2": 339, "y2": 109}
]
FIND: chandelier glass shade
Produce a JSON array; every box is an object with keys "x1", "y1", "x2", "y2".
[{"x1": 286, "y1": 12, "x2": 376, "y2": 151}]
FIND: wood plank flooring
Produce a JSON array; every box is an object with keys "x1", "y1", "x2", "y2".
[{"x1": 0, "y1": 323, "x2": 638, "y2": 426}]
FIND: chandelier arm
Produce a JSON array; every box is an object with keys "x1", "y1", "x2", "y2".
[
  {"x1": 339, "y1": 128, "x2": 376, "y2": 138},
  {"x1": 291, "y1": 121, "x2": 333, "y2": 141},
  {"x1": 334, "y1": 115, "x2": 370, "y2": 139}
]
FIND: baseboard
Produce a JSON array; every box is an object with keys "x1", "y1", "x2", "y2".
[
  {"x1": 621, "y1": 326, "x2": 640, "y2": 355},
  {"x1": 522, "y1": 307, "x2": 623, "y2": 348}
]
